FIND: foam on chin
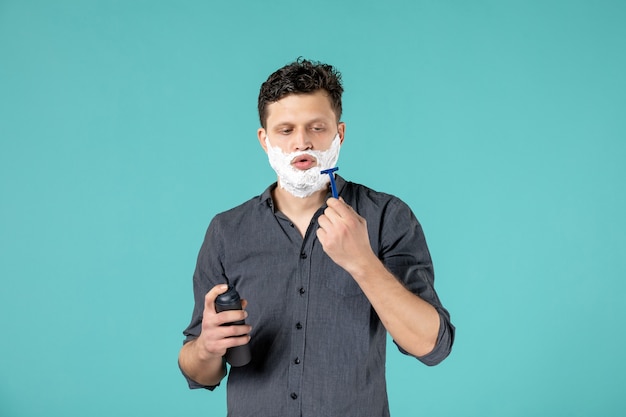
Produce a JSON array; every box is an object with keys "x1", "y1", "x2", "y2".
[{"x1": 265, "y1": 134, "x2": 341, "y2": 198}]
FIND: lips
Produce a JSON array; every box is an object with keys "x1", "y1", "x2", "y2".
[{"x1": 291, "y1": 154, "x2": 317, "y2": 170}]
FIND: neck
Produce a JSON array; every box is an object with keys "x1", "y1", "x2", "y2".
[{"x1": 272, "y1": 183, "x2": 328, "y2": 237}]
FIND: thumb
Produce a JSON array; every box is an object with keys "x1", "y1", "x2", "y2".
[{"x1": 204, "y1": 284, "x2": 229, "y2": 314}]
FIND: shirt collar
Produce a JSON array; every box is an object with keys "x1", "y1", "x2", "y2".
[{"x1": 259, "y1": 175, "x2": 347, "y2": 211}]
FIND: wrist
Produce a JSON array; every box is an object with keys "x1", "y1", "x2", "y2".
[
  {"x1": 191, "y1": 338, "x2": 222, "y2": 363},
  {"x1": 346, "y1": 253, "x2": 384, "y2": 282}
]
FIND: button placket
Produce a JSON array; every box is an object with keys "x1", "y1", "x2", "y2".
[{"x1": 287, "y1": 235, "x2": 313, "y2": 412}]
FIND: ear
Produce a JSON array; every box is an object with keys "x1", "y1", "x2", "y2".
[
  {"x1": 257, "y1": 128, "x2": 268, "y2": 153},
  {"x1": 337, "y1": 122, "x2": 346, "y2": 145}
]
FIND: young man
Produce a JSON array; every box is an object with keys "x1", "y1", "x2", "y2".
[{"x1": 179, "y1": 59, "x2": 454, "y2": 417}]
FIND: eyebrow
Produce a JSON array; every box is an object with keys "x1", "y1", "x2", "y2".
[{"x1": 273, "y1": 118, "x2": 330, "y2": 127}]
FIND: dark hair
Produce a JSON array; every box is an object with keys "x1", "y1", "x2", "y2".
[{"x1": 258, "y1": 58, "x2": 343, "y2": 128}]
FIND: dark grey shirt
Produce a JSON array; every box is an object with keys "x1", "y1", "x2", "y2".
[{"x1": 182, "y1": 175, "x2": 454, "y2": 417}]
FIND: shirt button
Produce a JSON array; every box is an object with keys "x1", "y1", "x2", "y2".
[
  {"x1": 300, "y1": 252, "x2": 307, "y2": 259},
  {"x1": 295, "y1": 322, "x2": 302, "y2": 329},
  {"x1": 294, "y1": 357, "x2": 301, "y2": 364},
  {"x1": 299, "y1": 287, "x2": 306, "y2": 295},
  {"x1": 291, "y1": 392, "x2": 298, "y2": 400}
]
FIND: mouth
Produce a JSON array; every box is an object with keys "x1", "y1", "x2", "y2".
[{"x1": 291, "y1": 154, "x2": 317, "y2": 170}]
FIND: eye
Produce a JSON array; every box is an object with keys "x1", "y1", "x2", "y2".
[{"x1": 311, "y1": 126, "x2": 325, "y2": 132}]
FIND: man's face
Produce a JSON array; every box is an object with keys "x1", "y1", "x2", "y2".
[{"x1": 258, "y1": 90, "x2": 345, "y2": 171}]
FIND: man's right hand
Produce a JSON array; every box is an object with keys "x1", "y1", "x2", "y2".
[
  {"x1": 178, "y1": 284, "x2": 251, "y2": 386},
  {"x1": 195, "y1": 284, "x2": 252, "y2": 361}
]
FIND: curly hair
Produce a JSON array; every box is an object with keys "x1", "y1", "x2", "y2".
[{"x1": 258, "y1": 58, "x2": 343, "y2": 128}]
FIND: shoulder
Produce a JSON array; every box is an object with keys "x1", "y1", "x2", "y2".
[
  {"x1": 210, "y1": 192, "x2": 271, "y2": 229},
  {"x1": 341, "y1": 178, "x2": 411, "y2": 216},
  {"x1": 200, "y1": 191, "x2": 273, "y2": 252}
]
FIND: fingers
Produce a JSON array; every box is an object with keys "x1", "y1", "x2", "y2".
[
  {"x1": 197, "y1": 324, "x2": 251, "y2": 360},
  {"x1": 320, "y1": 198, "x2": 361, "y2": 232},
  {"x1": 325, "y1": 197, "x2": 350, "y2": 217},
  {"x1": 318, "y1": 198, "x2": 344, "y2": 235},
  {"x1": 327, "y1": 197, "x2": 359, "y2": 220}
]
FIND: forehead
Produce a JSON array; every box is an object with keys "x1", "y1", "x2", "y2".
[{"x1": 265, "y1": 91, "x2": 336, "y2": 126}]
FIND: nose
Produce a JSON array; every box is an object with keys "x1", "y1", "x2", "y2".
[{"x1": 292, "y1": 130, "x2": 312, "y2": 151}]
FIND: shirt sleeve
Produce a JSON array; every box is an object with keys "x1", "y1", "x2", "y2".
[
  {"x1": 379, "y1": 197, "x2": 455, "y2": 366},
  {"x1": 180, "y1": 217, "x2": 229, "y2": 389}
]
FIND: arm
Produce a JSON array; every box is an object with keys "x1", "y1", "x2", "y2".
[
  {"x1": 317, "y1": 198, "x2": 447, "y2": 358},
  {"x1": 178, "y1": 284, "x2": 251, "y2": 387},
  {"x1": 344, "y1": 256, "x2": 440, "y2": 357}
]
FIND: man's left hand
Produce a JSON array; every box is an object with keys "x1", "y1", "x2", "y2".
[{"x1": 316, "y1": 197, "x2": 377, "y2": 273}]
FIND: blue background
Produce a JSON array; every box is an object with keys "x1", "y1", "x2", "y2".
[{"x1": 1, "y1": 1, "x2": 624, "y2": 416}]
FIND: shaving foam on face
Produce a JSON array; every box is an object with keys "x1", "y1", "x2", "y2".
[{"x1": 265, "y1": 134, "x2": 341, "y2": 198}]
